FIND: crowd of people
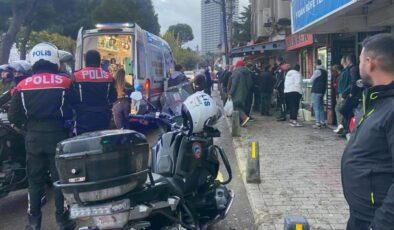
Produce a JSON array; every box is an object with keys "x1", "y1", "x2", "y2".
[{"x1": 0, "y1": 41, "x2": 212, "y2": 230}]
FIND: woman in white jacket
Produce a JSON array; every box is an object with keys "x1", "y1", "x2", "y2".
[{"x1": 284, "y1": 64, "x2": 303, "y2": 127}]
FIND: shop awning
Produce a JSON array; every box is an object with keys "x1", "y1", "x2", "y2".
[
  {"x1": 230, "y1": 40, "x2": 286, "y2": 58},
  {"x1": 292, "y1": 0, "x2": 394, "y2": 34}
]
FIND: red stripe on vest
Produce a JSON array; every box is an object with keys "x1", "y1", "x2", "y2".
[
  {"x1": 74, "y1": 67, "x2": 113, "y2": 83},
  {"x1": 17, "y1": 73, "x2": 72, "y2": 91}
]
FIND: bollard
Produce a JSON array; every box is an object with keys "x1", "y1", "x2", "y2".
[
  {"x1": 246, "y1": 141, "x2": 261, "y2": 183},
  {"x1": 284, "y1": 215, "x2": 310, "y2": 230},
  {"x1": 231, "y1": 111, "x2": 240, "y2": 137}
]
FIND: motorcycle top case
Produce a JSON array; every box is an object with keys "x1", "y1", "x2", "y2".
[{"x1": 55, "y1": 130, "x2": 149, "y2": 203}]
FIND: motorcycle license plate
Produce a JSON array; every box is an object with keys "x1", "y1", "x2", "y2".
[{"x1": 93, "y1": 212, "x2": 129, "y2": 229}]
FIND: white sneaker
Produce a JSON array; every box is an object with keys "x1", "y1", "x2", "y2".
[
  {"x1": 334, "y1": 124, "x2": 344, "y2": 133},
  {"x1": 346, "y1": 133, "x2": 351, "y2": 141}
]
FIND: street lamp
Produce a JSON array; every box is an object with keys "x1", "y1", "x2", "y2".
[{"x1": 204, "y1": 0, "x2": 230, "y2": 66}]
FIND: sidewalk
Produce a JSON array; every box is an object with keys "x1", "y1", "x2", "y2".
[{"x1": 227, "y1": 113, "x2": 349, "y2": 230}]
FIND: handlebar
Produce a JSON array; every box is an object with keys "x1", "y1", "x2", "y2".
[{"x1": 129, "y1": 112, "x2": 182, "y2": 131}]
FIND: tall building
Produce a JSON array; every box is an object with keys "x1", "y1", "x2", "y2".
[{"x1": 201, "y1": 0, "x2": 239, "y2": 54}]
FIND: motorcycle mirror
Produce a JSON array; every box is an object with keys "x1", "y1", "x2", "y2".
[{"x1": 130, "y1": 91, "x2": 143, "y2": 101}]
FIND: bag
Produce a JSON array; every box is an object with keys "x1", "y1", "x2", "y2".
[{"x1": 224, "y1": 99, "x2": 233, "y2": 117}]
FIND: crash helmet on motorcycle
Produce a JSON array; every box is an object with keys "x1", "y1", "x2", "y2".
[
  {"x1": 29, "y1": 42, "x2": 60, "y2": 72},
  {"x1": 181, "y1": 91, "x2": 222, "y2": 134}
]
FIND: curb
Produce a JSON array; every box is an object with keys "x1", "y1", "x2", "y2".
[{"x1": 224, "y1": 116, "x2": 268, "y2": 230}]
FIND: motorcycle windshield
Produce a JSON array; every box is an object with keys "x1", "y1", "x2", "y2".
[{"x1": 161, "y1": 82, "x2": 193, "y2": 116}]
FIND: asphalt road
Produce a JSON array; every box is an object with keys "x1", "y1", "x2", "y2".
[{"x1": 0, "y1": 90, "x2": 254, "y2": 230}]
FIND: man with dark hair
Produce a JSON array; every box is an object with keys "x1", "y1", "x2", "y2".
[
  {"x1": 342, "y1": 33, "x2": 394, "y2": 230},
  {"x1": 273, "y1": 56, "x2": 288, "y2": 121},
  {"x1": 168, "y1": 64, "x2": 188, "y2": 87},
  {"x1": 259, "y1": 65, "x2": 275, "y2": 116},
  {"x1": 310, "y1": 59, "x2": 328, "y2": 128},
  {"x1": 73, "y1": 50, "x2": 116, "y2": 134}
]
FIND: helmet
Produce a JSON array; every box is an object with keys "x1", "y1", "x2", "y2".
[
  {"x1": 29, "y1": 42, "x2": 60, "y2": 67},
  {"x1": 9, "y1": 60, "x2": 31, "y2": 75},
  {"x1": 0, "y1": 64, "x2": 10, "y2": 72},
  {"x1": 181, "y1": 91, "x2": 222, "y2": 134}
]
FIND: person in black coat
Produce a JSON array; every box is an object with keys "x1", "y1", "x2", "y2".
[
  {"x1": 342, "y1": 33, "x2": 394, "y2": 230},
  {"x1": 259, "y1": 65, "x2": 275, "y2": 115}
]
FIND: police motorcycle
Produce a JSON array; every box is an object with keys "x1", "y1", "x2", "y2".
[
  {"x1": 0, "y1": 62, "x2": 31, "y2": 199},
  {"x1": 53, "y1": 91, "x2": 234, "y2": 230},
  {"x1": 0, "y1": 106, "x2": 27, "y2": 199},
  {"x1": 160, "y1": 81, "x2": 194, "y2": 117}
]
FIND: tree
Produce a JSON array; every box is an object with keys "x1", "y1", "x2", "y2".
[
  {"x1": 0, "y1": 0, "x2": 40, "y2": 64},
  {"x1": 232, "y1": 5, "x2": 251, "y2": 48},
  {"x1": 167, "y1": 24, "x2": 194, "y2": 45},
  {"x1": 92, "y1": 0, "x2": 160, "y2": 35},
  {"x1": 162, "y1": 32, "x2": 200, "y2": 70},
  {"x1": 16, "y1": 30, "x2": 75, "y2": 54}
]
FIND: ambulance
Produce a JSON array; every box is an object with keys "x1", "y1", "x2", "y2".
[{"x1": 75, "y1": 23, "x2": 175, "y2": 109}]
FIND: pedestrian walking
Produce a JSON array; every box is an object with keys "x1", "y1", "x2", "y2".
[
  {"x1": 340, "y1": 54, "x2": 362, "y2": 136},
  {"x1": 204, "y1": 67, "x2": 213, "y2": 96},
  {"x1": 73, "y1": 50, "x2": 117, "y2": 134},
  {"x1": 310, "y1": 59, "x2": 328, "y2": 128},
  {"x1": 113, "y1": 69, "x2": 133, "y2": 129},
  {"x1": 342, "y1": 33, "x2": 394, "y2": 230},
  {"x1": 259, "y1": 65, "x2": 275, "y2": 116},
  {"x1": 8, "y1": 43, "x2": 77, "y2": 230},
  {"x1": 273, "y1": 57, "x2": 288, "y2": 121},
  {"x1": 333, "y1": 57, "x2": 349, "y2": 133},
  {"x1": 228, "y1": 60, "x2": 253, "y2": 127},
  {"x1": 284, "y1": 64, "x2": 303, "y2": 127}
]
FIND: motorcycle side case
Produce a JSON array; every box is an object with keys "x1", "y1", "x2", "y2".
[{"x1": 56, "y1": 130, "x2": 149, "y2": 203}]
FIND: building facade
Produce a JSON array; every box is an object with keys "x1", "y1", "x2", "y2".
[{"x1": 201, "y1": 0, "x2": 239, "y2": 55}]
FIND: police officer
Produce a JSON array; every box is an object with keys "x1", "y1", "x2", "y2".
[
  {"x1": 0, "y1": 64, "x2": 13, "y2": 95},
  {"x1": 0, "y1": 61, "x2": 32, "y2": 107},
  {"x1": 73, "y1": 50, "x2": 116, "y2": 134},
  {"x1": 8, "y1": 43, "x2": 77, "y2": 230}
]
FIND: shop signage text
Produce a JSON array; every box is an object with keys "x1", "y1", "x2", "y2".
[
  {"x1": 286, "y1": 34, "x2": 314, "y2": 51},
  {"x1": 292, "y1": 0, "x2": 357, "y2": 33}
]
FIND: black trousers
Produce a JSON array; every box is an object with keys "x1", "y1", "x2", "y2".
[
  {"x1": 245, "y1": 92, "x2": 254, "y2": 117},
  {"x1": 260, "y1": 93, "x2": 272, "y2": 115},
  {"x1": 285, "y1": 92, "x2": 302, "y2": 120},
  {"x1": 346, "y1": 210, "x2": 372, "y2": 230},
  {"x1": 277, "y1": 92, "x2": 286, "y2": 118},
  {"x1": 25, "y1": 130, "x2": 68, "y2": 219}
]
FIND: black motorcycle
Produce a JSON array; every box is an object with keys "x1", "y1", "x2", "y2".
[
  {"x1": 54, "y1": 112, "x2": 234, "y2": 230},
  {"x1": 0, "y1": 107, "x2": 27, "y2": 198}
]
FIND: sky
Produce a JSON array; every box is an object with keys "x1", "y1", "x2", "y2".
[{"x1": 152, "y1": 0, "x2": 250, "y2": 50}]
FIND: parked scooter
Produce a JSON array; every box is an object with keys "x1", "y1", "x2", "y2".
[{"x1": 54, "y1": 91, "x2": 234, "y2": 230}]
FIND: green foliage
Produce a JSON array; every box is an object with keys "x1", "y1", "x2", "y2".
[
  {"x1": 232, "y1": 5, "x2": 251, "y2": 47},
  {"x1": 92, "y1": 0, "x2": 160, "y2": 35},
  {"x1": 167, "y1": 24, "x2": 194, "y2": 44},
  {"x1": 16, "y1": 29, "x2": 75, "y2": 53},
  {"x1": 162, "y1": 32, "x2": 200, "y2": 70}
]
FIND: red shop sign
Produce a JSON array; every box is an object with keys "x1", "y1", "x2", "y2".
[{"x1": 286, "y1": 34, "x2": 314, "y2": 51}]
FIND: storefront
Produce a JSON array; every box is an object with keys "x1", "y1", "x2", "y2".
[{"x1": 291, "y1": 0, "x2": 394, "y2": 125}]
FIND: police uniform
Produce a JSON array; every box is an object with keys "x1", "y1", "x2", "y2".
[
  {"x1": 8, "y1": 72, "x2": 77, "y2": 229},
  {"x1": 73, "y1": 67, "x2": 116, "y2": 134}
]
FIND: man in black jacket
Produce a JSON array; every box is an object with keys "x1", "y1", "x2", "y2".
[
  {"x1": 8, "y1": 43, "x2": 77, "y2": 230},
  {"x1": 342, "y1": 33, "x2": 394, "y2": 230},
  {"x1": 273, "y1": 57, "x2": 288, "y2": 121},
  {"x1": 259, "y1": 65, "x2": 275, "y2": 116}
]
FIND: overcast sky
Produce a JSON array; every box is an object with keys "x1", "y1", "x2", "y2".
[{"x1": 152, "y1": 0, "x2": 250, "y2": 50}]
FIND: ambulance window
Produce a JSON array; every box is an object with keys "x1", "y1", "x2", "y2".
[
  {"x1": 149, "y1": 45, "x2": 164, "y2": 80},
  {"x1": 137, "y1": 42, "x2": 146, "y2": 80}
]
